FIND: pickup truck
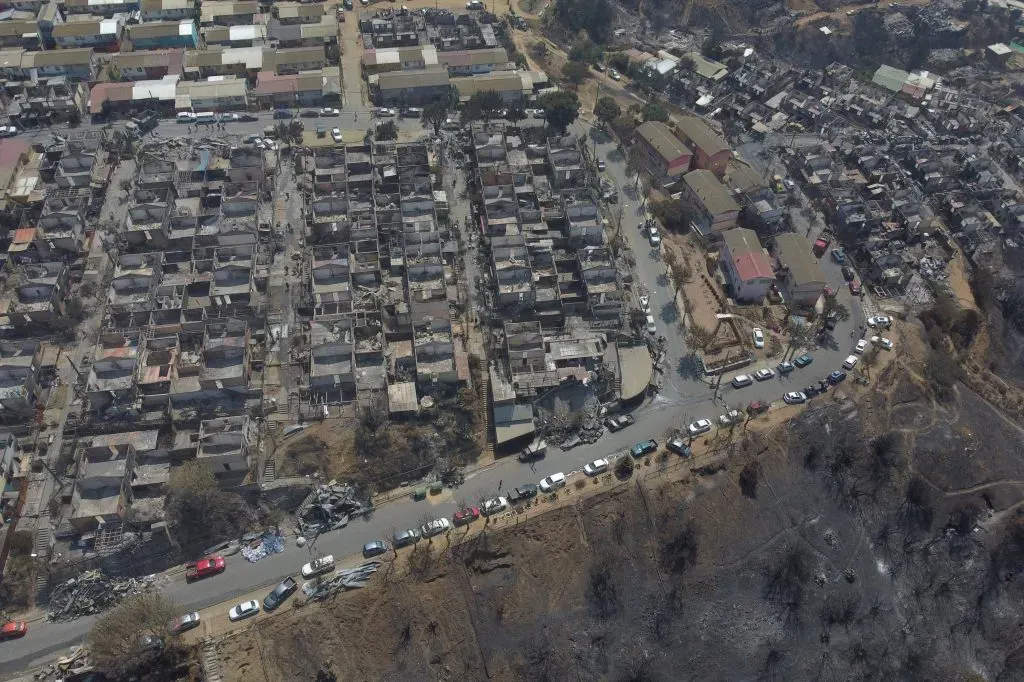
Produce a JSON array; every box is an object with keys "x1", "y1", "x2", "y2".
[
  {"x1": 517, "y1": 440, "x2": 547, "y2": 462},
  {"x1": 263, "y1": 577, "x2": 298, "y2": 611},
  {"x1": 630, "y1": 439, "x2": 658, "y2": 458},
  {"x1": 185, "y1": 556, "x2": 226, "y2": 582}
]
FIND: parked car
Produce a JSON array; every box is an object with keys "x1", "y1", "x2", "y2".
[
  {"x1": 593, "y1": 63, "x2": 606, "y2": 72},
  {"x1": 238, "y1": 114, "x2": 258, "y2": 122},
  {"x1": 867, "y1": 316, "x2": 892, "y2": 329},
  {"x1": 539, "y1": 472, "x2": 566, "y2": 493},
  {"x1": 228, "y1": 600, "x2": 260, "y2": 621},
  {"x1": 731, "y1": 374, "x2": 753, "y2": 388},
  {"x1": 608, "y1": 68, "x2": 621, "y2": 80},
  {"x1": 373, "y1": 107, "x2": 397, "y2": 117},
  {"x1": 362, "y1": 540, "x2": 389, "y2": 558},
  {"x1": 842, "y1": 355, "x2": 859, "y2": 370},
  {"x1": 754, "y1": 368, "x2": 775, "y2": 381},
  {"x1": 794, "y1": 354, "x2": 814, "y2": 368},
  {"x1": 783, "y1": 391, "x2": 808, "y2": 405},
  {"x1": 849, "y1": 278, "x2": 862, "y2": 296},
  {"x1": 421, "y1": 517, "x2": 452, "y2": 538},
  {"x1": 748, "y1": 400, "x2": 770, "y2": 415},
  {"x1": 185, "y1": 556, "x2": 226, "y2": 582},
  {"x1": 828, "y1": 370, "x2": 847, "y2": 384},
  {"x1": 392, "y1": 528, "x2": 421, "y2": 548},
  {"x1": 508, "y1": 483, "x2": 538, "y2": 503},
  {"x1": 300, "y1": 554, "x2": 335, "y2": 578},
  {"x1": 597, "y1": 159, "x2": 606, "y2": 171},
  {"x1": 854, "y1": 339, "x2": 867, "y2": 354},
  {"x1": 646, "y1": 315, "x2": 657, "y2": 335},
  {"x1": 638, "y1": 294, "x2": 650, "y2": 313},
  {"x1": 320, "y1": 107, "x2": 341, "y2": 116},
  {"x1": 482, "y1": 497, "x2": 509, "y2": 516},
  {"x1": 831, "y1": 249, "x2": 847, "y2": 264},
  {"x1": 604, "y1": 414, "x2": 635, "y2": 432},
  {"x1": 777, "y1": 360, "x2": 795, "y2": 374},
  {"x1": 170, "y1": 613, "x2": 200, "y2": 634},
  {"x1": 752, "y1": 327, "x2": 765, "y2": 349},
  {"x1": 300, "y1": 110, "x2": 320, "y2": 118},
  {"x1": 263, "y1": 577, "x2": 298, "y2": 611},
  {"x1": 666, "y1": 436, "x2": 691, "y2": 457},
  {"x1": 453, "y1": 507, "x2": 480, "y2": 526},
  {"x1": 331, "y1": 127, "x2": 342, "y2": 142},
  {"x1": 630, "y1": 440, "x2": 658, "y2": 458},
  {"x1": 525, "y1": 108, "x2": 544, "y2": 118},
  {"x1": 804, "y1": 385, "x2": 820, "y2": 397},
  {"x1": 399, "y1": 107, "x2": 422, "y2": 117},
  {"x1": 648, "y1": 226, "x2": 661, "y2": 247},
  {"x1": 718, "y1": 410, "x2": 742, "y2": 426},
  {"x1": 688, "y1": 418, "x2": 712, "y2": 436},
  {"x1": 871, "y1": 336, "x2": 893, "y2": 350},
  {"x1": 176, "y1": 112, "x2": 196, "y2": 123},
  {"x1": 841, "y1": 266, "x2": 856, "y2": 282},
  {"x1": 466, "y1": 0, "x2": 484, "y2": 8},
  {"x1": 583, "y1": 458, "x2": 610, "y2": 476},
  {"x1": 0, "y1": 622, "x2": 27, "y2": 641},
  {"x1": 272, "y1": 109, "x2": 293, "y2": 119}
]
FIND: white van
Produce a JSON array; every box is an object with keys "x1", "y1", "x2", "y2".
[
  {"x1": 176, "y1": 112, "x2": 195, "y2": 123},
  {"x1": 731, "y1": 374, "x2": 754, "y2": 388},
  {"x1": 194, "y1": 111, "x2": 217, "y2": 123}
]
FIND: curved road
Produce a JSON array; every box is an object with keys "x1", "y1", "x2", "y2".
[{"x1": 0, "y1": 118, "x2": 869, "y2": 679}]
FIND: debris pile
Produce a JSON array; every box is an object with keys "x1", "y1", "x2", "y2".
[
  {"x1": 296, "y1": 483, "x2": 371, "y2": 535},
  {"x1": 47, "y1": 570, "x2": 155, "y2": 622},
  {"x1": 302, "y1": 561, "x2": 382, "y2": 601},
  {"x1": 31, "y1": 646, "x2": 90, "y2": 680},
  {"x1": 241, "y1": 530, "x2": 285, "y2": 562},
  {"x1": 535, "y1": 390, "x2": 604, "y2": 451}
]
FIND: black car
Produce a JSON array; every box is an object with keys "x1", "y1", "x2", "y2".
[
  {"x1": 804, "y1": 385, "x2": 819, "y2": 397},
  {"x1": 508, "y1": 483, "x2": 538, "y2": 503},
  {"x1": 238, "y1": 114, "x2": 259, "y2": 122},
  {"x1": 841, "y1": 266, "x2": 856, "y2": 282},
  {"x1": 273, "y1": 109, "x2": 293, "y2": 119},
  {"x1": 262, "y1": 577, "x2": 297, "y2": 611},
  {"x1": 342, "y1": 0, "x2": 352, "y2": 7},
  {"x1": 828, "y1": 370, "x2": 847, "y2": 384},
  {"x1": 300, "y1": 110, "x2": 320, "y2": 118}
]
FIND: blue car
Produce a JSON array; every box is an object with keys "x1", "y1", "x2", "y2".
[
  {"x1": 831, "y1": 249, "x2": 847, "y2": 264},
  {"x1": 828, "y1": 370, "x2": 847, "y2": 384},
  {"x1": 794, "y1": 354, "x2": 814, "y2": 368}
]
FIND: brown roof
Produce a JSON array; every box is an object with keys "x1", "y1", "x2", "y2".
[
  {"x1": 676, "y1": 116, "x2": 730, "y2": 157},
  {"x1": 253, "y1": 70, "x2": 323, "y2": 95},
  {"x1": 128, "y1": 20, "x2": 190, "y2": 40},
  {"x1": 30, "y1": 48, "x2": 93, "y2": 67},
  {"x1": 636, "y1": 121, "x2": 690, "y2": 164},
  {"x1": 111, "y1": 48, "x2": 181, "y2": 70}
]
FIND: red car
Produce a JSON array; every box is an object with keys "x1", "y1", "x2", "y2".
[
  {"x1": 185, "y1": 556, "x2": 226, "y2": 582},
  {"x1": 0, "y1": 621, "x2": 27, "y2": 641},
  {"x1": 452, "y1": 507, "x2": 480, "y2": 527}
]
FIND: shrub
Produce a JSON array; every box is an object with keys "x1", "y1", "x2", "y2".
[{"x1": 615, "y1": 456, "x2": 635, "y2": 479}]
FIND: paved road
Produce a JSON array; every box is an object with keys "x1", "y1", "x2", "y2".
[{"x1": 0, "y1": 115, "x2": 876, "y2": 680}]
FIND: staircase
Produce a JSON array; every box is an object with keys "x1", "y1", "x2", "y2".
[
  {"x1": 478, "y1": 356, "x2": 494, "y2": 459},
  {"x1": 200, "y1": 642, "x2": 224, "y2": 682},
  {"x1": 32, "y1": 517, "x2": 51, "y2": 604},
  {"x1": 262, "y1": 458, "x2": 276, "y2": 484}
]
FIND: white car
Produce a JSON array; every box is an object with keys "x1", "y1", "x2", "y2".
[
  {"x1": 482, "y1": 497, "x2": 508, "y2": 516},
  {"x1": 638, "y1": 295, "x2": 650, "y2": 313},
  {"x1": 646, "y1": 315, "x2": 657, "y2": 335},
  {"x1": 219, "y1": 113, "x2": 240, "y2": 122},
  {"x1": 731, "y1": 374, "x2": 753, "y2": 388},
  {"x1": 539, "y1": 472, "x2": 566, "y2": 493},
  {"x1": 842, "y1": 355, "x2": 859, "y2": 370},
  {"x1": 754, "y1": 368, "x2": 775, "y2": 381},
  {"x1": 525, "y1": 108, "x2": 545, "y2": 118},
  {"x1": 421, "y1": 517, "x2": 452, "y2": 538},
  {"x1": 171, "y1": 612, "x2": 201, "y2": 633},
  {"x1": 867, "y1": 315, "x2": 892, "y2": 329},
  {"x1": 300, "y1": 554, "x2": 335, "y2": 579},
  {"x1": 649, "y1": 226, "x2": 661, "y2": 247},
  {"x1": 331, "y1": 127, "x2": 342, "y2": 142},
  {"x1": 609, "y1": 69, "x2": 621, "y2": 81},
  {"x1": 871, "y1": 336, "x2": 893, "y2": 350},
  {"x1": 718, "y1": 410, "x2": 742, "y2": 426},
  {"x1": 752, "y1": 328, "x2": 765, "y2": 349},
  {"x1": 374, "y1": 107, "x2": 396, "y2": 117},
  {"x1": 0, "y1": 125, "x2": 18, "y2": 137},
  {"x1": 320, "y1": 107, "x2": 340, "y2": 116},
  {"x1": 583, "y1": 458, "x2": 609, "y2": 476},
  {"x1": 688, "y1": 418, "x2": 712, "y2": 436},
  {"x1": 228, "y1": 600, "x2": 260, "y2": 621},
  {"x1": 854, "y1": 339, "x2": 867, "y2": 354},
  {"x1": 783, "y1": 392, "x2": 807, "y2": 405}
]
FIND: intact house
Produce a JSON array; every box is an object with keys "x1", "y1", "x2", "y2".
[
  {"x1": 772, "y1": 233, "x2": 827, "y2": 307},
  {"x1": 719, "y1": 227, "x2": 774, "y2": 303},
  {"x1": 679, "y1": 169, "x2": 741, "y2": 236},
  {"x1": 675, "y1": 116, "x2": 732, "y2": 177},
  {"x1": 634, "y1": 121, "x2": 692, "y2": 184}
]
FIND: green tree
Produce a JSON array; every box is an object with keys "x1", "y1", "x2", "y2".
[
  {"x1": 537, "y1": 90, "x2": 580, "y2": 134},
  {"x1": 463, "y1": 90, "x2": 505, "y2": 123},
  {"x1": 650, "y1": 199, "x2": 690, "y2": 232},
  {"x1": 375, "y1": 120, "x2": 398, "y2": 141},
  {"x1": 608, "y1": 52, "x2": 630, "y2": 73},
  {"x1": 821, "y1": 298, "x2": 850, "y2": 332},
  {"x1": 421, "y1": 99, "x2": 451, "y2": 136},
  {"x1": 562, "y1": 61, "x2": 589, "y2": 86},
  {"x1": 506, "y1": 105, "x2": 527, "y2": 125},
  {"x1": 165, "y1": 460, "x2": 254, "y2": 549},
  {"x1": 594, "y1": 96, "x2": 621, "y2": 128},
  {"x1": 641, "y1": 101, "x2": 669, "y2": 122},
  {"x1": 569, "y1": 34, "x2": 602, "y2": 63}
]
